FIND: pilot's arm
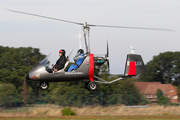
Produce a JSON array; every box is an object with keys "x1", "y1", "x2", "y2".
[{"x1": 73, "y1": 53, "x2": 80, "y2": 62}]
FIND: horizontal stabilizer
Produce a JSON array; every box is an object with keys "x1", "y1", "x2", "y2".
[{"x1": 124, "y1": 54, "x2": 146, "y2": 76}]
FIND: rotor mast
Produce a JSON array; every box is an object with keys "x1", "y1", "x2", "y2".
[{"x1": 83, "y1": 22, "x2": 90, "y2": 54}]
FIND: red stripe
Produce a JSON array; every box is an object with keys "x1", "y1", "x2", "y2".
[
  {"x1": 88, "y1": 54, "x2": 94, "y2": 82},
  {"x1": 128, "y1": 61, "x2": 136, "y2": 76}
]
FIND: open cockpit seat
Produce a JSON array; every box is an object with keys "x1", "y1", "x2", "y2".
[
  {"x1": 66, "y1": 56, "x2": 87, "y2": 72},
  {"x1": 61, "y1": 60, "x2": 69, "y2": 71},
  {"x1": 46, "y1": 60, "x2": 69, "y2": 73}
]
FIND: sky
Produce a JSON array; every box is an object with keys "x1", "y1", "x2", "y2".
[{"x1": 0, "y1": 0, "x2": 180, "y2": 74}]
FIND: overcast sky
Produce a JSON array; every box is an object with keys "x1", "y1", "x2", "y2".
[{"x1": 0, "y1": 0, "x2": 180, "y2": 74}]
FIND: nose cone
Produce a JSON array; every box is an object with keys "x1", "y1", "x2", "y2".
[{"x1": 26, "y1": 74, "x2": 29, "y2": 80}]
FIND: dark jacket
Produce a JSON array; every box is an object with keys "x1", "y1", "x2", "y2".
[{"x1": 55, "y1": 55, "x2": 67, "y2": 70}]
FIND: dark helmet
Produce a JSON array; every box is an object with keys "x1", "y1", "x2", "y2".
[
  {"x1": 59, "y1": 49, "x2": 66, "y2": 56},
  {"x1": 77, "y1": 49, "x2": 84, "y2": 54}
]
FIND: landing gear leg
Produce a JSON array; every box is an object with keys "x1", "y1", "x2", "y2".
[
  {"x1": 39, "y1": 82, "x2": 49, "y2": 90},
  {"x1": 86, "y1": 81, "x2": 98, "y2": 91}
]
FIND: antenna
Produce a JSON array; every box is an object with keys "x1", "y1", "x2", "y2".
[{"x1": 128, "y1": 43, "x2": 136, "y2": 54}]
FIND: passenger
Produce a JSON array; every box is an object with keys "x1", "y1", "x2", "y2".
[
  {"x1": 47, "y1": 49, "x2": 67, "y2": 73},
  {"x1": 67, "y1": 49, "x2": 84, "y2": 72}
]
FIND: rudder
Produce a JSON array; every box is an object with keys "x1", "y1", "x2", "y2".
[{"x1": 124, "y1": 54, "x2": 146, "y2": 76}]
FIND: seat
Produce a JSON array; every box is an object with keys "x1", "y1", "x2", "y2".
[
  {"x1": 60, "y1": 60, "x2": 70, "y2": 72},
  {"x1": 66, "y1": 56, "x2": 87, "y2": 72}
]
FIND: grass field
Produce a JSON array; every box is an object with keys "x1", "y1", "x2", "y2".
[
  {"x1": 18, "y1": 105, "x2": 180, "y2": 116},
  {"x1": 1, "y1": 106, "x2": 180, "y2": 120},
  {"x1": 1, "y1": 115, "x2": 180, "y2": 120}
]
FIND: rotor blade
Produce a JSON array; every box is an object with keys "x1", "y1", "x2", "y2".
[
  {"x1": 6, "y1": 9, "x2": 83, "y2": 25},
  {"x1": 6, "y1": 9, "x2": 174, "y2": 32},
  {"x1": 89, "y1": 24, "x2": 174, "y2": 32}
]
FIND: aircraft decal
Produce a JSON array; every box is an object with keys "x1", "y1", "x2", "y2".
[
  {"x1": 32, "y1": 74, "x2": 40, "y2": 79},
  {"x1": 31, "y1": 76, "x2": 38, "y2": 79},
  {"x1": 36, "y1": 74, "x2": 40, "y2": 78},
  {"x1": 65, "y1": 72, "x2": 84, "y2": 75},
  {"x1": 89, "y1": 54, "x2": 94, "y2": 82},
  {"x1": 128, "y1": 61, "x2": 136, "y2": 76},
  {"x1": 127, "y1": 61, "x2": 143, "y2": 66}
]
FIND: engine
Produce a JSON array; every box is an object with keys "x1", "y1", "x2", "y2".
[{"x1": 94, "y1": 57, "x2": 106, "y2": 70}]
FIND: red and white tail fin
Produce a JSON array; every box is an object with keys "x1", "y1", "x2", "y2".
[{"x1": 124, "y1": 54, "x2": 146, "y2": 76}]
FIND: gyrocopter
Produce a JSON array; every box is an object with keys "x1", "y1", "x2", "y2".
[{"x1": 6, "y1": 9, "x2": 173, "y2": 91}]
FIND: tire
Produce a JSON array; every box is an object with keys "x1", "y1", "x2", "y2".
[
  {"x1": 39, "y1": 82, "x2": 49, "y2": 90},
  {"x1": 87, "y1": 82, "x2": 97, "y2": 91}
]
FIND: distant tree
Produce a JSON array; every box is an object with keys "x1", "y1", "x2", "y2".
[
  {"x1": 0, "y1": 46, "x2": 46, "y2": 92},
  {"x1": 156, "y1": 89, "x2": 170, "y2": 105},
  {"x1": 0, "y1": 46, "x2": 48, "y2": 106},
  {"x1": 0, "y1": 84, "x2": 16, "y2": 107},
  {"x1": 177, "y1": 87, "x2": 180, "y2": 102},
  {"x1": 139, "y1": 51, "x2": 180, "y2": 86}
]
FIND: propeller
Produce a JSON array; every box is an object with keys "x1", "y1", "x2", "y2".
[
  {"x1": 6, "y1": 9, "x2": 174, "y2": 32},
  {"x1": 105, "y1": 40, "x2": 110, "y2": 73}
]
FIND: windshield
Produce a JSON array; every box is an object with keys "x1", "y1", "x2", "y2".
[{"x1": 39, "y1": 53, "x2": 51, "y2": 69}]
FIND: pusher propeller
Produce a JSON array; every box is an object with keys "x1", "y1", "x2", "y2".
[{"x1": 105, "y1": 40, "x2": 110, "y2": 73}]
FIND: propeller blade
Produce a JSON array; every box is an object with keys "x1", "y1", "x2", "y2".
[
  {"x1": 107, "y1": 40, "x2": 109, "y2": 57},
  {"x1": 107, "y1": 60, "x2": 110, "y2": 74},
  {"x1": 106, "y1": 40, "x2": 110, "y2": 73},
  {"x1": 6, "y1": 9, "x2": 83, "y2": 25},
  {"x1": 89, "y1": 24, "x2": 174, "y2": 32}
]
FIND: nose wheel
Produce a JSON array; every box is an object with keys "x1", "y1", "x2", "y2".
[
  {"x1": 39, "y1": 82, "x2": 49, "y2": 90},
  {"x1": 86, "y1": 81, "x2": 98, "y2": 91}
]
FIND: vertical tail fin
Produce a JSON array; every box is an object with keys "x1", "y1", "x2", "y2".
[{"x1": 124, "y1": 54, "x2": 146, "y2": 76}]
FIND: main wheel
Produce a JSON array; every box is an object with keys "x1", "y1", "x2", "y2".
[
  {"x1": 39, "y1": 82, "x2": 49, "y2": 90},
  {"x1": 87, "y1": 82, "x2": 98, "y2": 91}
]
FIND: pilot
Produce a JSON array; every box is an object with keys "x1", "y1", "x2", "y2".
[
  {"x1": 67, "y1": 49, "x2": 84, "y2": 72},
  {"x1": 47, "y1": 49, "x2": 67, "y2": 73}
]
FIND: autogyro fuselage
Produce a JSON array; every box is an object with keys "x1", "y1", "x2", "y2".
[
  {"x1": 25, "y1": 52, "x2": 146, "y2": 90},
  {"x1": 26, "y1": 54, "x2": 94, "y2": 82}
]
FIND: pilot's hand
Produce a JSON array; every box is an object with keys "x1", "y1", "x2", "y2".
[
  {"x1": 52, "y1": 64, "x2": 54, "y2": 68},
  {"x1": 54, "y1": 69, "x2": 58, "y2": 72}
]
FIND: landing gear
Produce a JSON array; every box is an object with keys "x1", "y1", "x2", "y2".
[
  {"x1": 86, "y1": 81, "x2": 98, "y2": 91},
  {"x1": 39, "y1": 82, "x2": 49, "y2": 90}
]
